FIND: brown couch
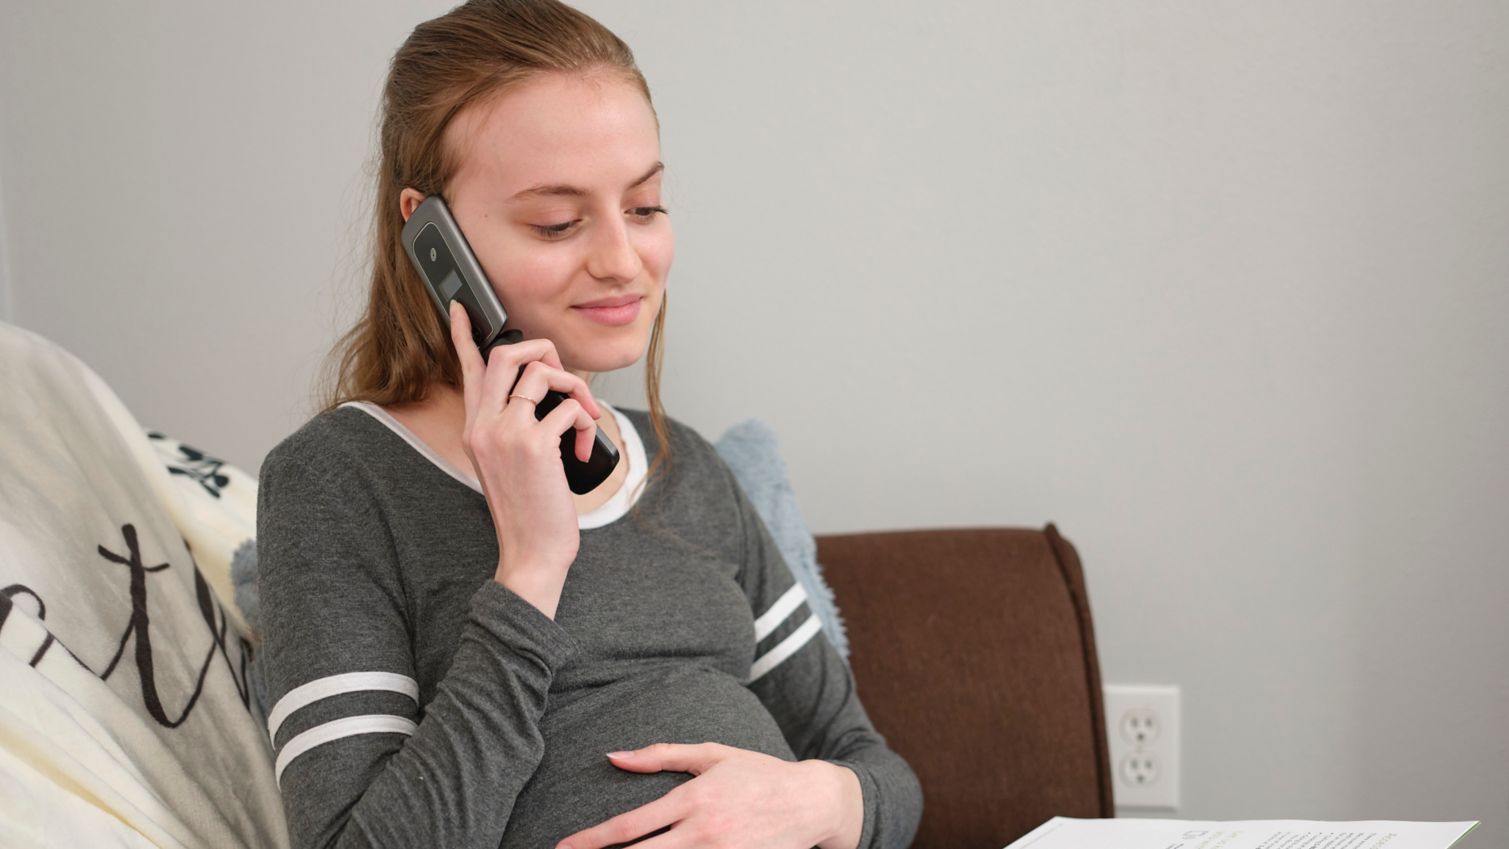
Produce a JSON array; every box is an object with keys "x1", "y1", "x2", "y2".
[{"x1": 816, "y1": 523, "x2": 1114, "y2": 848}]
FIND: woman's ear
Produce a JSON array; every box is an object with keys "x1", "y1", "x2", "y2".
[{"x1": 399, "y1": 187, "x2": 425, "y2": 223}]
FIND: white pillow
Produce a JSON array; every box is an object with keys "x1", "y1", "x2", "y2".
[{"x1": 0, "y1": 320, "x2": 286, "y2": 849}]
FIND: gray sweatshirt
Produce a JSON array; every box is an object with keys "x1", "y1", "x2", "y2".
[{"x1": 255, "y1": 402, "x2": 923, "y2": 849}]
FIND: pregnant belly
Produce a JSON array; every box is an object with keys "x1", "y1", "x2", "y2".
[{"x1": 499, "y1": 664, "x2": 796, "y2": 849}]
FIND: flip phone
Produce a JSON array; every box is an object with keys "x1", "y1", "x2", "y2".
[{"x1": 400, "y1": 193, "x2": 621, "y2": 495}]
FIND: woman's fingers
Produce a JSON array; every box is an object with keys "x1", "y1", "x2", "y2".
[
  {"x1": 538, "y1": 397, "x2": 599, "y2": 463},
  {"x1": 553, "y1": 786, "x2": 687, "y2": 849},
  {"x1": 507, "y1": 359, "x2": 601, "y2": 418},
  {"x1": 448, "y1": 301, "x2": 482, "y2": 426},
  {"x1": 446, "y1": 301, "x2": 603, "y2": 464},
  {"x1": 444, "y1": 302, "x2": 603, "y2": 424},
  {"x1": 479, "y1": 339, "x2": 562, "y2": 414},
  {"x1": 508, "y1": 367, "x2": 603, "y2": 461},
  {"x1": 474, "y1": 339, "x2": 571, "y2": 422}
]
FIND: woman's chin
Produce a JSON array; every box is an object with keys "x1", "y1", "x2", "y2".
[
  {"x1": 565, "y1": 341, "x2": 646, "y2": 375},
  {"x1": 557, "y1": 312, "x2": 655, "y2": 373}
]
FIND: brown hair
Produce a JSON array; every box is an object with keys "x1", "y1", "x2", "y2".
[{"x1": 313, "y1": 0, "x2": 674, "y2": 491}]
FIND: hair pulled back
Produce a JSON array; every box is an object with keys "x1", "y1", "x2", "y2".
[{"x1": 315, "y1": 0, "x2": 674, "y2": 486}]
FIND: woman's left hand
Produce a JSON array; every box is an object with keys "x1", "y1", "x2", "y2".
[{"x1": 554, "y1": 742, "x2": 859, "y2": 849}]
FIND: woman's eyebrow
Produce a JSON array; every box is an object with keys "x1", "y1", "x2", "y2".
[{"x1": 508, "y1": 161, "x2": 664, "y2": 202}]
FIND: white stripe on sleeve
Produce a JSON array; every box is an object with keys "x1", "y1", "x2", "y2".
[
  {"x1": 267, "y1": 671, "x2": 419, "y2": 743},
  {"x1": 748, "y1": 613, "x2": 822, "y2": 684},
  {"x1": 274, "y1": 714, "x2": 418, "y2": 787},
  {"x1": 753, "y1": 583, "x2": 808, "y2": 642}
]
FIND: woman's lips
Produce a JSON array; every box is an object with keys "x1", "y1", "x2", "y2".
[{"x1": 571, "y1": 297, "x2": 642, "y2": 326}]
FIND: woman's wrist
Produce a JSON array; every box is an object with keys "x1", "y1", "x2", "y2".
[
  {"x1": 809, "y1": 759, "x2": 864, "y2": 849},
  {"x1": 494, "y1": 563, "x2": 565, "y2": 620}
]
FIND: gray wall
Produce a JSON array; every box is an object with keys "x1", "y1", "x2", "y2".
[
  {"x1": 0, "y1": 79, "x2": 10, "y2": 324},
  {"x1": 2, "y1": 1, "x2": 1504, "y2": 844}
]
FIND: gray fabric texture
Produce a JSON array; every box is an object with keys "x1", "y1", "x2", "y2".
[
  {"x1": 234, "y1": 416, "x2": 852, "y2": 720},
  {"x1": 255, "y1": 405, "x2": 921, "y2": 849}
]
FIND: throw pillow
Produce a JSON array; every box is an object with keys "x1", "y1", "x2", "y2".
[
  {"x1": 0, "y1": 319, "x2": 286, "y2": 849},
  {"x1": 714, "y1": 418, "x2": 851, "y2": 661}
]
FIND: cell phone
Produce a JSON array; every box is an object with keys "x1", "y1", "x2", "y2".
[{"x1": 400, "y1": 193, "x2": 620, "y2": 495}]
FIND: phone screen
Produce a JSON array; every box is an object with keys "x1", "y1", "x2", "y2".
[{"x1": 435, "y1": 268, "x2": 464, "y2": 303}]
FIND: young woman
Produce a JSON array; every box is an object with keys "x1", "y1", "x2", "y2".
[{"x1": 255, "y1": 2, "x2": 922, "y2": 848}]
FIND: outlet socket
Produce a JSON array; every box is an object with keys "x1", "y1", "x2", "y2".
[
  {"x1": 1117, "y1": 751, "x2": 1161, "y2": 786},
  {"x1": 1103, "y1": 684, "x2": 1180, "y2": 809}
]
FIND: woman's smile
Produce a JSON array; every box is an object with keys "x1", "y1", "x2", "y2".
[{"x1": 571, "y1": 294, "x2": 643, "y2": 326}]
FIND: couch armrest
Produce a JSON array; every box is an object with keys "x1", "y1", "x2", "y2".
[{"x1": 815, "y1": 523, "x2": 1113, "y2": 849}]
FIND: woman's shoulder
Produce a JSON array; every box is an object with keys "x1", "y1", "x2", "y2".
[
  {"x1": 260, "y1": 403, "x2": 384, "y2": 480},
  {"x1": 609, "y1": 404, "x2": 747, "y2": 506}
]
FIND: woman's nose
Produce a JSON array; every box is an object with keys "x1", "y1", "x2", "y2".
[{"x1": 585, "y1": 215, "x2": 644, "y2": 282}]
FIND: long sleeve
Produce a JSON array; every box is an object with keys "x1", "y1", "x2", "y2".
[
  {"x1": 255, "y1": 436, "x2": 581, "y2": 849},
  {"x1": 717, "y1": 455, "x2": 924, "y2": 849}
]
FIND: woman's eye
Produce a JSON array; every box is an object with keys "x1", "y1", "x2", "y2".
[
  {"x1": 531, "y1": 220, "x2": 577, "y2": 239},
  {"x1": 530, "y1": 207, "x2": 667, "y2": 240}
]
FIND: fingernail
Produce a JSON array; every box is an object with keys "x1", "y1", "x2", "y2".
[{"x1": 607, "y1": 751, "x2": 632, "y2": 759}]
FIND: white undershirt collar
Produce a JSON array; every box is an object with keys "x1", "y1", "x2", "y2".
[{"x1": 337, "y1": 398, "x2": 647, "y2": 529}]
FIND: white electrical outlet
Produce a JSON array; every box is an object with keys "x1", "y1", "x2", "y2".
[{"x1": 1103, "y1": 684, "x2": 1180, "y2": 809}]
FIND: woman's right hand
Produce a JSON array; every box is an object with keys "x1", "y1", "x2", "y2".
[{"x1": 447, "y1": 300, "x2": 602, "y2": 617}]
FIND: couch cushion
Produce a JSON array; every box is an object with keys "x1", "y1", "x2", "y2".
[{"x1": 816, "y1": 525, "x2": 1113, "y2": 848}]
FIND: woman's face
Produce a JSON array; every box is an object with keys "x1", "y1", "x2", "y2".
[{"x1": 400, "y1": 71, "x2": 673, "y2": 378}]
